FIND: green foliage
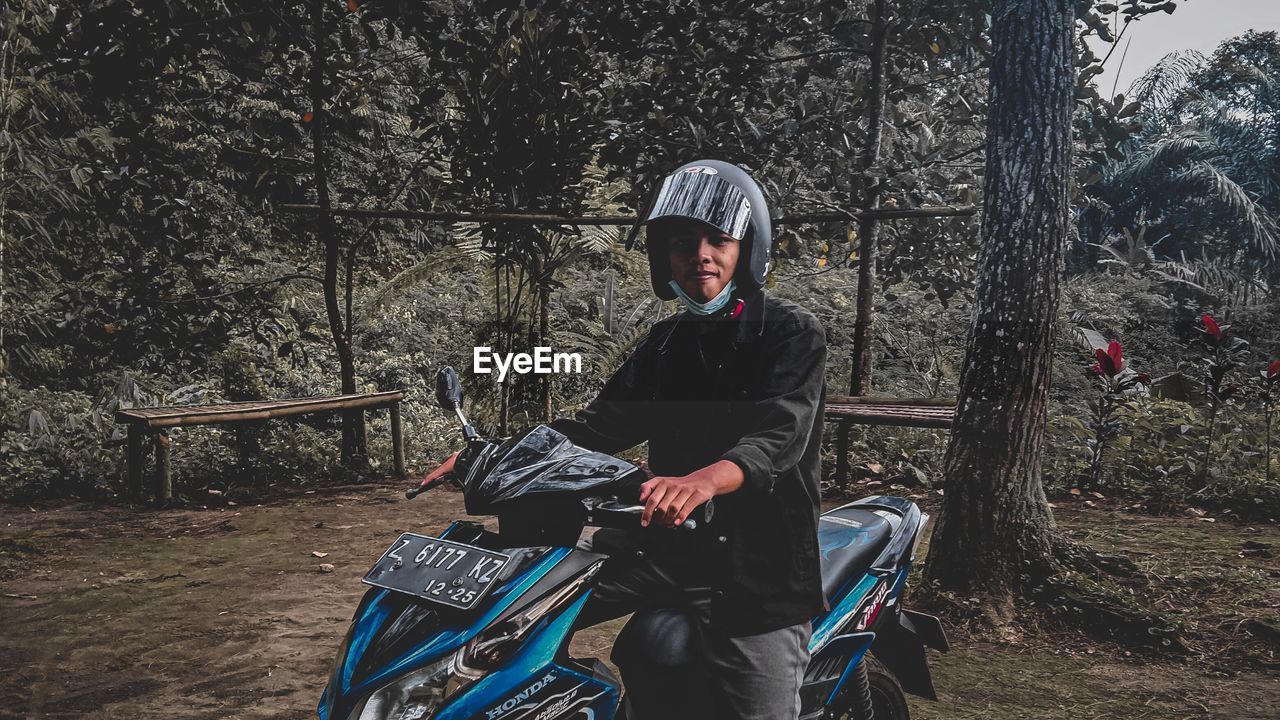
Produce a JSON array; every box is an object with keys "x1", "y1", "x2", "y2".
[
  {"x1": 1034, "y1": 273, "x2": 1280, "y2": 515},
  {"x1": 1078, "y1": 31, "x2": 1280, "y2": 286},
  {"x1": 1, "y1": 384, "x2": 121, "y2": 498},
  {"x1": 1081, "y1": 340, "x2": 1150, "y2": 491},
  {"x1": 3, "y1": 0, "x2": 1276, "y2": 517}
]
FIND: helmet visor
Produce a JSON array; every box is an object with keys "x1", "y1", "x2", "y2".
[{"x1": 644, "y1": 167, "x2": 753, "y2": 241}]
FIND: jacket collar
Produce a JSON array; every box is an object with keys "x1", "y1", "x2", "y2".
[{"x1": 654, "y1": 288, "x2": 768, "y2": 354}]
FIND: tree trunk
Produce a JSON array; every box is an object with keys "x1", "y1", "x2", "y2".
[
  {"x1": 1265, "y1": 409, "x2": 1273, "y2": 487},
  {"x1": 540, "y1": 285, "x2": 552, "y2": 422},
  {"x1": 345, "y1": 245, "x2": 367, "y2": 458},
  {"x1": 310, "y1": 0, "x2": 363, "y2": 465},
  {"x1": 495, "y1": 251, "x2": 510, "y2": 435},
  {"x1": 849, "y1": 0, "x2": 887, "y2": 396},
  {"x1": 923, "y1": 0, "x2": 1075, "y2": 606}
]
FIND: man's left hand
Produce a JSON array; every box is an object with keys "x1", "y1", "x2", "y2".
[{"x1": 639, "y1": 459, "x2": 744, "y2": 528}]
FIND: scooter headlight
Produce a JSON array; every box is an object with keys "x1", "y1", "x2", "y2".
[
  {"x1": 342, "y1": 561, "x2": 602, "y2": 720},
  {"x1": 454, "y1": 563, "x2": 601, "y2": 677},
  {"x1": 345, "y1": 655, "x2": 455, "y2": 720}
]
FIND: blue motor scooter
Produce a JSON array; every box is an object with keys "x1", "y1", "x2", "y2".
[{"x1": 317, "y1": 368, "x2": 947, "y2": 720}]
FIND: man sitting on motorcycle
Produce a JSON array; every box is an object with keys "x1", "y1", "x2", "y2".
[{"x1": 424, "y1": 160, "x2": 827, "y2": 720}]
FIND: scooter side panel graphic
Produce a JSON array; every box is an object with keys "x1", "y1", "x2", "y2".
[
  {"x1": 810, "y1": 574, "x2": 879, "y2": 652},
  {"x1": 435, "y1": 592, "x2": 620, "y2": 720}
]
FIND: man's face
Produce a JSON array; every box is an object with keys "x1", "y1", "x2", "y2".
[{"x1": 664, "y1": 221, "x2": 741, "y2": 303}]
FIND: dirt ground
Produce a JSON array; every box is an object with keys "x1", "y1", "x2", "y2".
[{"x1": 1, "y1": 480, "x2": 1277, "y2": 720}]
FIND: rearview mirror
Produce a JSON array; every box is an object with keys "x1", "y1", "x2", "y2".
[
  {"x1": 437, "y1": 363, "x2": 463, "y2": 409},
  {"x1": 436, "y1": 367, "x2": 463, "y2": 411},
  {"x1": 434, "y1": 366, "x2": 479, "y2": 443}
]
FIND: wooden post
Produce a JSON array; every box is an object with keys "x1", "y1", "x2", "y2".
[
  {"x1": 390, "y1": 403, "x2": 406, "y2": 478},
  {"x1": 154, "y1": 431, "x2": 172, "y2": 504},
  {"x1": 126, "y1": 424, "x2": 144, "y2": 499},
  {"x1": 836, "y1": 420, "x2": 852, "y2": 488}
]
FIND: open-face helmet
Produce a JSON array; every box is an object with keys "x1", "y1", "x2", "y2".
[{"x1": 639, "y1": 160, "x2": 772, "y2": 301}]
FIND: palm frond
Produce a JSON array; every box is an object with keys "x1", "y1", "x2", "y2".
[
  {"x1": 1167, "y1": 162, "x2": 1278, "y2": 257},
  {"x1": 1127, "y1": 50, "x2": 1207, "y2": 124},
  {"x1": 1151, "y1": 255, "x2": 1269, "y2": 307},
  {"x1": 360, "y1": 245, "x2": 491, "y2": 315}
]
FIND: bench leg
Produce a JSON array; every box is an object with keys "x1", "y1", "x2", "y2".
[
  {"x1": 154, "y1": 431, "x2": 172, "y2": 504},
  {"x1": 836, "y1": 421, "x2": 851, "y2": 488},
  {"x1": 390, "y1": 404, "x2": 406, "y2": 478},
  {"x1": 360, "y1": 410, "x2": 369, "y2": 460},
  {"x1": 340, "y1": 410, "x2": 370, "y2": 468},
  {"x1": 126, "y1": 425, "x2": 144, "y2": 500}
]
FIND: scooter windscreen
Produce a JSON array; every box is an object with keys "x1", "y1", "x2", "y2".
[{"x1": 462, "y1": 425, "x2": 641, "y2": 514}]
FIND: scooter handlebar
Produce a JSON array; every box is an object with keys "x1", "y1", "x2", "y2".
[{"x1": 586, "y1": 499, "x2": 714, "y2": 531}]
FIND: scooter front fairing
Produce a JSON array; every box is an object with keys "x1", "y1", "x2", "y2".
[{"x1": 319, "y1": 522, "x2": 620, "y2": 720}]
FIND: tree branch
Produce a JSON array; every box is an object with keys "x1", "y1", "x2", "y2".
[
  {"x1": 278, "y1": 203, "x2": 977, "y2": 226},
  {"x1": 156, "y1": 273, "x2": 322, "y2": 304},
  {"x1": 886, "y1": 142, "x2": 986, "y2": 175},
  {"x1": 755, "y1": 47, "x2": 870, "y2": 67},
  {"x1": 894, "y1": 64, "x2": 985, "y2": 93}
]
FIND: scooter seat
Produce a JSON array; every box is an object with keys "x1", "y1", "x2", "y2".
[{"x1": 818, "y1": 507, "x2": 893, "y2": 601}]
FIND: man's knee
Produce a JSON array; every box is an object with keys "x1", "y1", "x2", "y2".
[
  {"x1": 612, "y1": 609, "x2": 700, "y2": 669},
  {"x1": 614, "y1": 610, "x2": 717, "y2": 720},
  {"x1": 706, "y1": 622, "x2": 811, "y2": 720}
]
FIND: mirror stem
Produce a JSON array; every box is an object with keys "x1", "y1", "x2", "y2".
[{"x1": 455, "y1": 408, "x2": 480, "y2": 443}]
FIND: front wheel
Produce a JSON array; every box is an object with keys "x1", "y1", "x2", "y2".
[{"x1": 830, "y1": 655, "x2": 910, "y2": 720}]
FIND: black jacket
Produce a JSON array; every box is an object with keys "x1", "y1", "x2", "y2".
[{"x1": 550, "y1": 289, "x2": 827, "y2": 636}]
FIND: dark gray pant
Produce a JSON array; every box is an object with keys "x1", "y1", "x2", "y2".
[{"x1": 576, "y1": 531, "x2": 810, "y2": 720}]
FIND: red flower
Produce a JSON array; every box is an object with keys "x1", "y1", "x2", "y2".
[
  {"x1": 1266, "y1": 359, "x2": 1280, "y2": 382},
  {"x1": 1202, "y1": 314, "x2": 1222, "y2": 341},
  {"x1": 1089, "y1": 363, "x2": 1104, "y2": 376},
  {"x1": 1093, "y1": 341, "x2": 1123, "y2": 377}
]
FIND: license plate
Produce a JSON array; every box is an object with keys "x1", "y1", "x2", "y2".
[{"x1": 363, "y1": 533, "x2": 511, "y2": 610}]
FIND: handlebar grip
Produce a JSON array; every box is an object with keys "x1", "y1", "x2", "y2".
[
  {"x1": 588, "y1": 500, "x2": 711, "y2": 530},
  {"x1": 406, "y1": 473, "x2": 453, "y2": 499}
]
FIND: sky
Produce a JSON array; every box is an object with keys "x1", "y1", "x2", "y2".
[{"x1": 1085, "y1": 0, "x2": 1280, "y2": 100}]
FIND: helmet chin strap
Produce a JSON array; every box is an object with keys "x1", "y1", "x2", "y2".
[{"x1": 668, "y1": 279, "x2": 737, "y2": 316}]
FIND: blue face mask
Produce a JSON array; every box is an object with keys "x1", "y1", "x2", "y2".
[{"x1": 669, "y1": 279, "x2": 737, "y2": 316}]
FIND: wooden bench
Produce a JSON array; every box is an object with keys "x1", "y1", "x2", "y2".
[
  {"x1": 115, "y1": 391, "x2": 406, "y2": 502},
  {"x1": 824, "y1": 396, "x2": 957, "y2": 487}
]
